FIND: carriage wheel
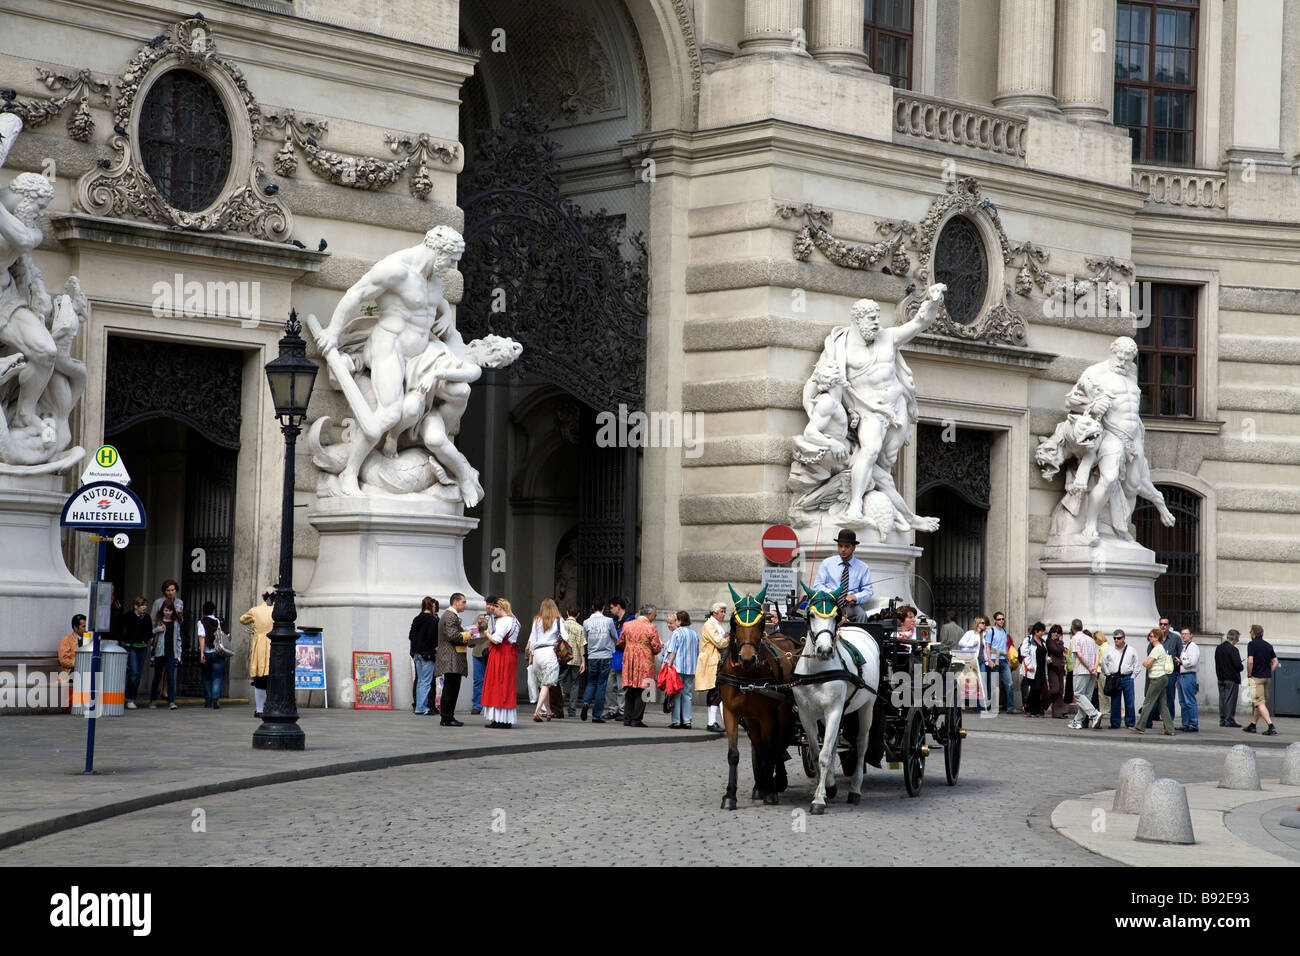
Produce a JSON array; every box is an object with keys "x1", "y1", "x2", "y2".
[
  {"x1": 902, "y1": 708, "x2": 926, "y2": 797},
  {"x1": 943, "y1": 704, "x2": 962, "y2": 786},
  {"x1": 798, "y1": 723, "x2": 819, "y2": 779}
]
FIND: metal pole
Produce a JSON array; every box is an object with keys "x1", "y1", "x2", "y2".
[
  {"x1": 253, "y1": 420, "x2": 305, "y2": 750},
  {"x1": 84, "y1": 534, "x2": 106, "y2": 773}
]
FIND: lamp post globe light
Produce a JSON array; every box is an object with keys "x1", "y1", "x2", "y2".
[{"x1": 254, "y1": 309, "x2": 318, "y2": 750}]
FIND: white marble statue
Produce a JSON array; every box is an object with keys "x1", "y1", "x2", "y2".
[
  {"x1": 307, "y1": 225, "x2": 521, "y2": 503},
  {"x1": 0, "y1": 114, "x2": 88, "y2": 473},
  {"x1": 1035, "y1": 336, "x2": 1175, "y2": 543},
  {"x1": 788, "y1": 283, "x2": 946, "y2": 538}
]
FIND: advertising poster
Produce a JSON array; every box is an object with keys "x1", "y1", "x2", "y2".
[
  {"x1": 352, "y1": 651, "x2": 393, "y2": 710},
  {"x1": 295, "y1": 629, "x2": 326, "y2": 694}
]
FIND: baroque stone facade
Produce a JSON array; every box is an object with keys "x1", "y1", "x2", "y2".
[{"x1": 2, "y1": 0, "x2": 1297, "y2": 695}]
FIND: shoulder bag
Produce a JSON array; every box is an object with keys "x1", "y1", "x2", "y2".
[
  {"x1": 555, "y1": 622, "x2": 573, "y2": 665},
  {"x1": 1103, "y1": 647, "x2": 1125, "y2": 697}
]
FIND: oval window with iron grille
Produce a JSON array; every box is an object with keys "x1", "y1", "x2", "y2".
[
  {"x1": 139, "y1": 69, "x2": 233, "y2": 212},
  {"x1": 933, "y1": 216, "x2": 989, "y2": 326}
]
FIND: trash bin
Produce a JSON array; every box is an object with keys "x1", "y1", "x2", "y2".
[
  {"x1": 71, "y1": 640, "x2": 127, "y2": 717},
  {"x1": 1275, "y1": 653, "x2": 1300, "y2": 718}
]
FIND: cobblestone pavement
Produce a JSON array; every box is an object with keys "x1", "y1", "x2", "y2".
[{"x1": 2, "y1": 727, "x2": 1289, "y2": 866}]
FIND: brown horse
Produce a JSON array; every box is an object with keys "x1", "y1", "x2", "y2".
[{"x1": 716, "y1": 586, "x2": 800, "y2": 809}]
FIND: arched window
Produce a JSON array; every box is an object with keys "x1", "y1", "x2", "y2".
[
  {"x1": 139, "y1": 69, "x2": 233, "y2": 212},
  {"x1": 1134, "y1": 484, "x2": 1200, "y2": 630},
  {"x1": 933, "y1": 216, "x2": 988, "y2": 326}
]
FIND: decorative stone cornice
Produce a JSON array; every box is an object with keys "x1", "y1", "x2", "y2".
[
  {"x1": 1, "y1": 68, "x2": 110, "y2": 143},
  {"x1": 266, "y1": 110, "x2": 459, "y2": 200}
]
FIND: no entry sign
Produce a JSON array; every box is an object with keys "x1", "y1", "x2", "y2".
[{"x1": 761, "y1": 524, "x2": 799, "y2": 564}]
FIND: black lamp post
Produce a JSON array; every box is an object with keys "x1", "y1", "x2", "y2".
[{"x1": 254, "y1": 309, "x2": 318, "y2": 751}]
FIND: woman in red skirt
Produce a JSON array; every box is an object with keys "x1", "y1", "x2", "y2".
[{"x1": 482, "y1": 597, "x2": 520, "y2": 727}]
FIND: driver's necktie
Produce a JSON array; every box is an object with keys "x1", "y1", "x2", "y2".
[{"x1": 838, "y1": 562, "x2": 850, "y2": 610}]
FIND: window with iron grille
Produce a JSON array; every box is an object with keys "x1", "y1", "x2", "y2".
[
  {"x1": 933, "y1": 216, "x2": 988, "y2": 326},
  {"x1": 139, "y1": 69, "x2": 233, "y2": 212},
  {"x1": 1134, "y1": 485, "x2": 1200, "y2": 631},
  {"x1": 865, "y1": 0, "x2": 913, "y2": 89},
  {"x1": 1114, "y1": 0, "x2": 1198, "y2": 165},
  {"x1": 1136, "y1": 283, "x2": 1196, "y2": 417}
]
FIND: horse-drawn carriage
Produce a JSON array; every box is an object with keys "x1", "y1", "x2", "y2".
[
  {"x1": 715, "y1": 585, "x2": 966, "y2": 813},
  {"x1": 788, "y1": 600, "x2": 965, "y2": 798}
]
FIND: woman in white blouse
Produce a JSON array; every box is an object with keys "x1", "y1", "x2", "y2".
[{"x1": 527, "y1": 598, "x2": 563, "y2": 722}]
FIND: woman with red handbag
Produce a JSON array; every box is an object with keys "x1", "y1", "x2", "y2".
[{"x1": 662, "y1": 611, "x2": 699, "y2": 729}]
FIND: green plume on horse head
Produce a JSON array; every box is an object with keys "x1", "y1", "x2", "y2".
[
  {"x1": 727, "y1": 583, "x2": 767, "y2": 628},
  {"x1": 801, "y1": 579, "x2": 845, "y2": 619}
]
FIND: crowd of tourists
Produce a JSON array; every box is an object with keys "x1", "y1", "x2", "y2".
[
  {"x1": 939, "y1": 611, "x2": 1282, "y2": 736},
  {"x1": 407, "y1": 594, "x2": 732, "y2": 732}
]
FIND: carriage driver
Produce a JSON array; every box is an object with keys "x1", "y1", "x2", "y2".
[{"x1": 812, "y1": 529, "x2": 874, "y2": 624}]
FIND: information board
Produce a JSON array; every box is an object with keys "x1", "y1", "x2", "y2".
[
  {"x1": 295, "y1": 629, "x2": 326, "y2": 694},
  {"x1": 761, "y1": 565, "x2": 799, "y2": 602},
  {"x1": 351, "y1": 651, "x2": 393, "y2": 710}
]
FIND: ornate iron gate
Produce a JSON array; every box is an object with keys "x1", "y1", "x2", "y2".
[
  {"x1": 916, "y1": 425, "x2": 991, "y2": 625},
  {"x1": 1135, "y1": 485, "x2": 1201, "y2": 631},
  {"x1": 179, "y1": 435, "x2": 238, "y2": 696},
  {"x1": 105, "y1": 337, "x2": 242, "y2": 697},
  {"x1": 458, "y1": 106, "x2": 647, "y2": 607}
]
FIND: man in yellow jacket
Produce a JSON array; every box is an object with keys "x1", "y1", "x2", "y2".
[
  {"x1": 695, "y1": 601, "x2": 730, "y2": 733},
  {"x1": 240, "y1": 590, "x2": 274, "y2": 717}
]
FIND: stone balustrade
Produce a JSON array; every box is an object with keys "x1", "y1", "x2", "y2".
[
  {"x1": 892, "y1": 90, "x2": 1027, "y2": 159},
  {"x1": 1132, "y1": 165, "x2": 1227, "y2": 211}
]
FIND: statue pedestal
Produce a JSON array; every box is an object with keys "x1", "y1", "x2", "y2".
[
  {"x1": 0, "y1": 474, "x2": 88, "y2": 692},
  {"x1": 1039, "y1": 537, "x2": 1166, "y2": 638},
  {"x1": 299, "y1": 496, "x2": 485, "y2": 710},
  {"x1": 797, "y1": 534, "x2": 925, "y2": 617}
]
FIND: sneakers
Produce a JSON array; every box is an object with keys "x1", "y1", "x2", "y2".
[
  {"x1": 1263, "y1": 725, "x2": 1279, "y2": 736},
  {"x1": 707, "y1": 723, "x2": 725, "y2": 733},
  {"x1": 1089, "y1": 712, "x2": 1104, "y2": 729},
  {"x1": 125, "y1": 701, "x2": 137, "y2": 710},
  {"x1": 591, "y1": 717, "x2": 606, "y2": 723},
  {"x1": 1243, "y1": 723, "x2": 1257, "y2": 733},
  {"x1": 1067, "y1": 720, "x2": 1081, "y2": 729},
  {"x1": 1162, "y1": 730, "x2": 1176, "y2": 736},
  {"x1": 1131, "y1": 727, "x2": 1145, "y2": 735},
  {"x1": 169, "y1": 703, "x2": 178, "y2": 710}
]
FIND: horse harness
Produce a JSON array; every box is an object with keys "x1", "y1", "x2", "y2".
[{"x1": 715, "y1": 634, "x2": 799, "y2": 701}]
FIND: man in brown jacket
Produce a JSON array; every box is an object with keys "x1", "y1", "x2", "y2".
[{"x1": 436, "y1": 592, "x2": 472, "y2": 725}]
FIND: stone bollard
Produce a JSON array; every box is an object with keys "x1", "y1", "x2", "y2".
[
  {"x1": 1113, "y1": 757, "x2": 1156, "y2": 813},
  {"x1": 1218, "y1": 744, "x2": 1262, "y2": 791},
  {"x1": 1135, "y1": 778, "x2": 1195, "y2": 845},
  {"x1": 1281, "y1": 742, "x2": 1300, "y2": 787}
]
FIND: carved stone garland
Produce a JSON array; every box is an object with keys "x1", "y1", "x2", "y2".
[
  {"x1": 266, "y1": 109, "x2": 459, "y2": 200},
  {"x1": 75, "y1": 17, "x2": 292, "y2": 242},
  {"x1": 1, "y1": 68, "x2": 111, "y2": 143}
]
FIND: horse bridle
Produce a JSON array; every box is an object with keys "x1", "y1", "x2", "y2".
[{"x1": 802, "y1": 590, "x2": 842, "y2": 659}]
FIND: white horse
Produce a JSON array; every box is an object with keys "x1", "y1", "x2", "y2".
[{"x1": 793, "y1": 584, "x2": 880, "y2": 814}]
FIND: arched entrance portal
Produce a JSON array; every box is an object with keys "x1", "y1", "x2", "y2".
[
  {"x1": 103, "y1": 336, "x2": 242, "y2": 697},
  {"x1": 915, "y1": 425, "x2": 992, "y2": 628},
  {"x1": 457, "y1": 0, "x2": 650, "y2": 616}
]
